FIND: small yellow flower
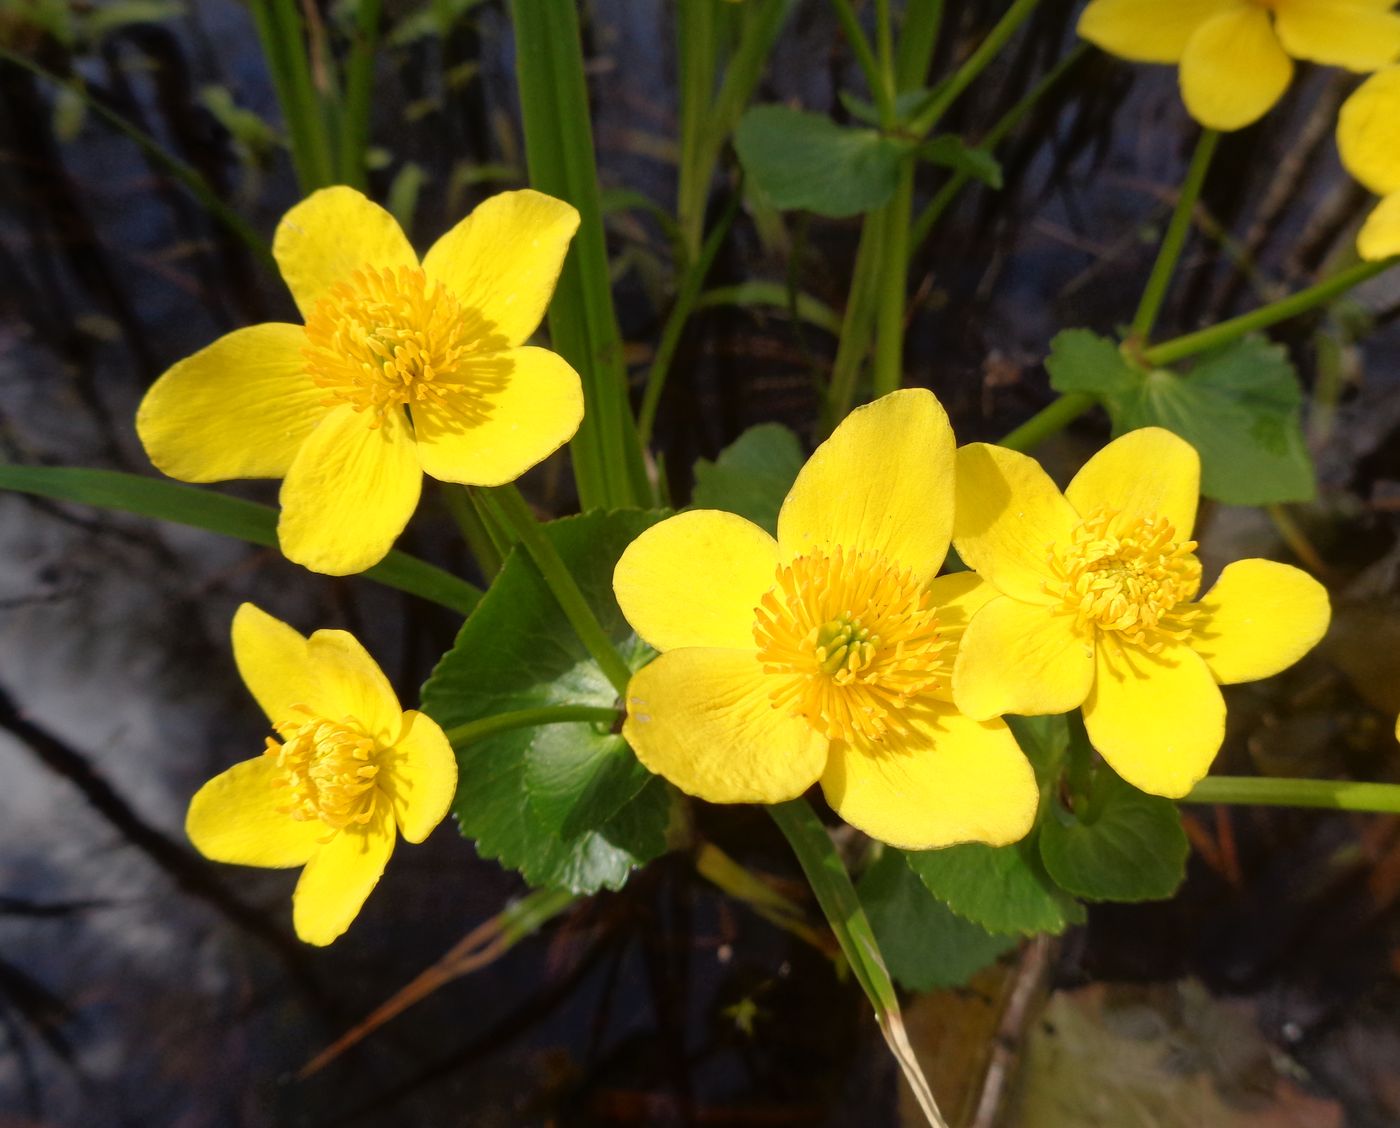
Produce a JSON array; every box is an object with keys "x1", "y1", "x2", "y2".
[
  {"x1": 1078, "y1": 0, "x2": 1400, "y2": 131},
  {"x1": 951, "y1": 428, "x2": 1331, "y2": 798},
  {"x1": 1337, "y1": 66, "x2": 1400, "y2": 261},
  {"x1": 137, "y1": 188, "x2": 584, "y2": 575},
  {"x1": 186, "y1": 604, "x2": 457, "y2": 946},
  {"x1": 612, "y1": 390, "x2": 1038, "y2": 851}
]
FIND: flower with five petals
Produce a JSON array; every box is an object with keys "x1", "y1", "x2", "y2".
[
  {"x1": 137, "y1": 187, "x2": 584, "y2": 575},
  {"x1": 951, "y1": 428, "x2": 1331, "y2": 798},
  {"x1": 1337, "y1": 66, "x2": 1400, "y2": 261},
  {"x1": 612, "y1": 390, "x2": 1038, "y2": 851},
  {"x1": 186, "y1": 604, "x2": 457, "y2": 945},
  {"x1": 1078, "y1": 0, "x2": 1400, "y2": 131}
]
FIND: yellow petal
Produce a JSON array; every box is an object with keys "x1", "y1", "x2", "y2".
[
  {"x1": 278, "y1": 404, "x2": 423, "y2": 575},
  {"x1": 1180, "y1": 7, "x2": 1293, "y2": 131},
  {"x1": 952, "y1": 596, "x2": 1095, "y2": 721},
  {"x1": 1358, "y1": 193, "x2": 1400, "y2": 261},
  {"x1": 411, "y1": 346, "x2": 583, "y2": 486},
  {"x1": 1338, "y1": 68, "x2": 1400, "y2": 197},
  {"x1": 421, "y1": 189, "x2": 581, "y2": 348},
  {"x1": 1274, "y1": 0, "x2": 1400, "y2": 71},
  {"x1": 1188, "y1": 559, "x2": 1330, "y2": 684},
  {"x1": 820, "y1": 705, "x2": 1038, "y2": 850},
  {"x1": 952, "y1": 443, "x2": 1076, "y2": 605},
  {"x1": 1077, "y1": 0, "x2": 1238, "y2": 63},
  {"x1": 1084, "y1": 637, "x2": 1225, "y2": 797},
  {"x1": 382, "y1": 710, "x2": 458, "y2": 844},
  {"x1": 1065, "y1": 427, "x2": 1200, "y2": 537},
  {"x1": 614, "y1": 510, "x2": 779, "y2": 653},
  {"x1": 777, "y1": 389, "x2": 954, "y2": 582},
  {"x1": 292, "y1": 798, "x2": 396, "y2": 946},
  {"x1": 621, "y1": 648, "x2": 828, "y2": 804},
  {"x1": 230, "y1": 603, "x2": 313, "y2": 724},
  {"x1": 273, "y1": 186, "x2": 418, "y2": 318},
  {"x1": 186, "y1": 756, "x2": 323, "y2": 868},
  {"x1": 305, "y1": 629, "x2": 403, "y2": 744},
  {"x1": 136, "y1": 324, "x2": 326, "y2": 482}
]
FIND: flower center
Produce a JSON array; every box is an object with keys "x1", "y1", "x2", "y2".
[
  {"x1": 301, "y1": 265, "x2": 509, "y2": 427},
  {"x1": 752, "y1": 547, "x2": 945, "y2": 744},
  {"x1": 265, "y1": 709, "x2": 381, "y2": 836},
  {"x1": 1047, "y1": 508, "x2": 1201, "y2": 651}
]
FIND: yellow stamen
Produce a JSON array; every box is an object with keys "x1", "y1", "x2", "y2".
[
  {"x1": 301, "y1": 265, "x2": 511, "y2": 428},
  {"x1": 264, "y1": 707, "x2": 381, "y2": 838},
  {"x1": 1047, "y1": 507, "x2": 1201, "y2": 652},
  {"x1": 752, "y1": 547, "x2": 945, "y2": 744}
]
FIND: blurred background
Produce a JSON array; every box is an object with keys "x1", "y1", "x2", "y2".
[{"x1": 2, "y1": 1, "x2": 1400, "y2": 1124}]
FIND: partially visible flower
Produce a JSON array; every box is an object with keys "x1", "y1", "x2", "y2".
[
  {"x1": 187, "y1": 604, "x2": 457, "y2": 945},
  {"x1": 1338, "y1": 66, "x2": 1400, "y2": 260},
  {"x1": 612, "y1": 390, "x2": 1038, "y2": 851},
  {"x1": 1078, "y1": 0, "x2": 1400, "y2": 131},
  {"x1": 951, "y1": 428, "x2": 1331, "y2": 798},
  {"x1": 138, "y1": 188, "x2": 583, "y2": 575}
]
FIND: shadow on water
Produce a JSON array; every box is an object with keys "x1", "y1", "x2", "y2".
[{"x1": 2, "y1": 1, "x2": 1400, "y2": 1124}]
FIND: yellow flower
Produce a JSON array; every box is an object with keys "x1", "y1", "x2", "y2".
[
  {"x1": 186, "y1": 604, "x2": 457, "y2": 945},
  {"x1": 1078, "y1": 0, "x2": 1400, "y2": 131},
  {"x1": 612, "y1": 390, "x2": 1038, "y2": 851},
  {"x1": 1338, "y1": 66, "x2": 1400, "y2": 260},
  {"x1": 137, "y1": 188, "x2": 584, "y2": 575},
  {"x1": 951, "y1": 428, "x2": 1331, "y2": 798}
]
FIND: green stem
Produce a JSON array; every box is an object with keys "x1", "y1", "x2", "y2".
[
  {"x1": 639, "y1": 186, "x2": 742, "y2": 445},
  {"x1": 676, "y1": 0, "x2": 718, "y2": 263},
  {"x1": 1130, "y1": 128, "x2": 1220, "y2": 342},
  {"x1": 1144, "y1": 255, "x2": 1398, "y2": 367},
  {"x1": 444, "y1": 705, "x2": 618, "y2": 748},
  {"x1": 1184, "y1": 776, "x2": 1400, "y2": 814},
  {"x1": 0, "y1": 48, "x2": 276, "y2": 272},
  {"x1": 894, "y1": 0, "x2": 943, "y2": 89},
  {"x1": 822, "y1": 210, "x2": 886, "y2": 432},
  {"x1": 251, "y1": 0, "x2": 336, "y2": 191},
  {"x1": 337, "y1": 0, "x2": 381, "y2": 189},
  {"x1": 769, "y1": 799, "x2": 948, "y2": 1128},
  {"x1": 479, "y1": 484, "x2": 634, "y2": 695},
  {"x1": 874, "y1": 0, "x2": 896, "y2": 116},
  {"x1": 828, "y1": 0, "x2": 895, "y2": 126},
  {"x1": 909, "y1": 0, "x2": 1042, "y2": 136},
  {"x1": 442, "y1": 484, "x2": 504, "y2": 580},
  {"x1": 871, "y1": 164, "x2": 914, "y2": 397},
  {"x1": 998, "y1": 391, "x2": 1096, "y2": 451}
]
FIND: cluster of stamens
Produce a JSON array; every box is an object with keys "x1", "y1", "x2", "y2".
[
  {"x1": 752, "y1": 547, "x2": 945, "y2": 744},
  {"x1": 265, "y1": 707, "x2": 381, "y2": 837},
  {"x1": 301, "y1": 265, "x2": 509, "y2": 428},
  {"x1": 1047, "y1": 507, "x2": 1201, "y2": 651}
]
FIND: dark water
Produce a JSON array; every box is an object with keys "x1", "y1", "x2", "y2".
[{"x1": 2, "y1": 2, "x2": 1400, "y2": 1124}]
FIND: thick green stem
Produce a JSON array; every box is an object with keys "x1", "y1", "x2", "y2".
[
  {"x1": 909, "y1": 0, "x2": 1042, "y2": 136},
  {"x1": 676, "y1": 0, "x2": 718, "y2": 263},
  {"x1": 998, "y1": 391, "x2": 1096, "y2": 450},
  {"x1": 1185, "y1": 776, "x2": 1400, "y2": 814},
  {"x1": 479, "y1": 485, "x2": 634, "y2": 696},
  {"x1": 337, "y1": 0, "x2": 381, "y2": 189},
  {"x1": 823, "y1": 211, "x2": 886, "y2": 431},
  {"x1": 251, "y1": 0, "x2": 335, "y2": 191},
  {"x1": 871, "y1": 164, "x2": 914, "y2": 397},
  {"x1": 442, "y1": 484, "x2": 504, "y2": 580},
  {"x1": 445, "y1": 705, "x2": 619, "y2": 748},
  {"x1": 828, "y1": 0, "x2": 895, "y2": 126},
  {"x1": 1131, "y1": 128, "x2": 1220, "y2": 342},
  {"x1": 1144, "y1": 255, "x2": 1398, "y2": 367}
]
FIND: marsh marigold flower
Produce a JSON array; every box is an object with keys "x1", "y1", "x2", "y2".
[
  {"x1": 1337, "y1": 66, "x2": 1400, "y2": 261},
  {"x1": 951, "y1": 428, "x2": 1330, "y2": 798},
  {"x1": 137, "y1": 188, "x2": 584, "y2": 575},
  {"x1": 1078, "y1": 0, "x2": 1400, "y2": 131},
  {"x1": 186, "y1": 604, "x2": 457, "y2": 945},
  {"x1": 612, "y1": 390, "x2": 1038, "y2": 851}
]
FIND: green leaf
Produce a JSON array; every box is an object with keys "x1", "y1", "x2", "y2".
[
  {"x1": 1006, "y1": 713, "x2": 1070, "y2": 788},
  {"x1": 837, "y1": 87, "x2": 935, "y2": 127},
  {"x1": 1039, "y1": 765, "x2": 1188, "y2": 903},
  {"x1": 919, "y1": 135, "x2": 1003, "y2": 189},
  {"x1": 1044, "y1": 329, "x2": 1140, "y2": 399},
  {"x1": 691, "y1": 423, "x2": 805, "y2": 536},
  {"x1": 734, "y1": 105, "x2": 914, "y2": 218},
  {"x1": 859, "y1": 849, "x2": 1017, "y2": 991},
  {"x1": 0, "y1": 465, "x2": 480, "y2": 615},
  {"x1": 903, "y1": 838, "x2": 1085, "y2": 937},
  {"x1": 420, "y1": 509, "x2": 673, "y2": 893}
]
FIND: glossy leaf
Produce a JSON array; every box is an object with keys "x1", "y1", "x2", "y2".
[
  {"x1": 903, "y1": 838, "x2": 1085, "y2": 937},
  {"x1": 690, "y1": 423, "x2": 804, "y2": 535}
]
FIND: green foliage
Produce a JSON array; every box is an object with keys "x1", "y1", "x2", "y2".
[
  {"x1": 0, "y1": 465, "x2": 480, "y2": 614},
  {"x1": 859, "y1": 848, "x2": 1017, "y2": 991},
  {"x1": 734, "y1": 105, "x2": 914, "y2": 217},
  {"x1": 421, "y1": 510, "x2": 674, "y2": 893},
  {"x1": 1047, "y1": 331, "x2": 1315, "y2": 505},
  {"x1": 903, "y1": 838, "x2": 1085, "y2": 938},
  {"x1": 691, "y1": 423, "x2": 804, "y2": 535},
  {"x1": 1040, "y1": 763, "x2": 1189, "y2": 903},
  {"x1": 919, "y1": 135, "x2": 1003, "y2": 188}
]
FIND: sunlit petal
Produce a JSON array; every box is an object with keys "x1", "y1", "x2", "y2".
[
  {"x1": 1188, "y1": 559, "x2": 1330, "y2": 684},
  {"x1": 230, "y1": 603, "x2": 313, "y2": 724},
  {"x1": 953, "y1": 596, "x2": 1095, "y2": 721},
  {"x1": 305, "y1": 629, "x2": 403, "y2": 744},
  {"x1": 1077, "y1": 0, "x2": 1238, "y2": 62},
  {"x1": 186, "y1": 756, "x2": 322, "y2": 868},
  {"x1": 1274, "y1": 0, "x2": 1400, "y2": 70},
  {"x1": 381, "y1": 710, "x2": 459, "y2": 844},
  {"x1": 1338, "y1": 69, "x2": 1400, "y2": 197},
  {"x1": 1065, "y1": 427, "x2": 1200, "y2": 536},
  {"x1": 1180, "y1": 7, "x2": 1293, "y2": 131},
  {"x1": 291, "y1": 798, "x2": 396, "y2": 946}
]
